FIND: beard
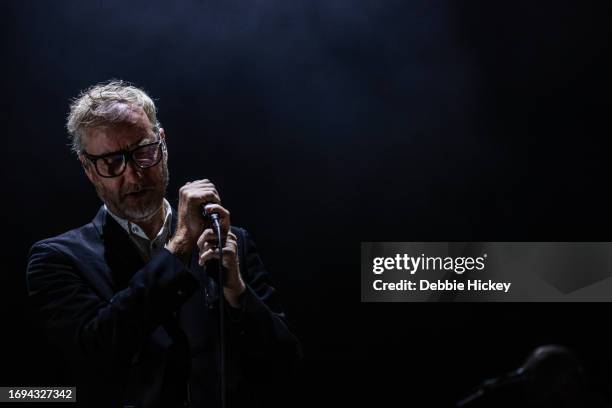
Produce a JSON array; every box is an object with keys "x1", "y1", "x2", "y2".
[{"x1": 94, "y1": 160, "x2": 170, "y2": 222}]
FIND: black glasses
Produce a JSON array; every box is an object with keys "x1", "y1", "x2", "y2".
[{"x1": 82, "y1": 139, "x2": 165, "y2": 178}]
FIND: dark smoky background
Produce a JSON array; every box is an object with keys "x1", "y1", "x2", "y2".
[{"x1": 1, "y1": 1, "x2": 611, "y2": 406}]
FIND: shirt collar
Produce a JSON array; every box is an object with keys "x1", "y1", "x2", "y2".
[{"x1": 104, "y1": 198, "x2": 172, "y2": 242}]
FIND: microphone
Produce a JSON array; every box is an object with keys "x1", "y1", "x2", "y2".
[
  {"x1": 201, "y1": 202, "x2": 227, "y2": 408},
  {"x1": 201, "y1": 203, "x2": 220, "y2": 223},
  {"x1": 200, "y1": 203, "x2": 224, "y2": 278},
  {"x1": 201, "y1": 203, "x2": 222, "y2": 237}
]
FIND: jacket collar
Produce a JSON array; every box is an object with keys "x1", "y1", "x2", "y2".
[
  {"x1": 92, "y1": 201, "x2": 178, "y2": 238},
  {"x1": 90, "y1": 201, "x2": 179, "y2": 292}
]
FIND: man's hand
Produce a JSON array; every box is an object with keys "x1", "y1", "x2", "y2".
[
  {"x1": 167, "y1": 179, "x2": 221, "y2": 260},
  {"x1": 197, "y1": 207, "x2": 246, "y2": 307},
  {"x1": 166, "y1": 180, "x2": 246, "y2": 306}
]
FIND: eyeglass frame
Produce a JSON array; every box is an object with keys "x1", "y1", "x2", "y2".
[{"x1": 81, "y1": 137, "x2": 166, "y2": 178}]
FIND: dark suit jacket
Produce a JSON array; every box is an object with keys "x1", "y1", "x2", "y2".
[{"x1": 26, "y1": 206, "x2": 301, "y2": 408}]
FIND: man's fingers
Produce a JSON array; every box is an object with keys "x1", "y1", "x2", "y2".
[
  {"x1": 198, "y1": 247, "x2": 237, "y2": 266},
  {"x1": 197, "y1": 230, "x2": 235, "y2": 248},
  {"x1": 198, "y1": 233, "x2": 236, "y2": 251},
  {"x1": 179, "y1": 189, "x2": 221, "y2": 206},
  {"x1": 198, "y1": 248, "x2": 217, "y2": 265},
  {"x1": 202, "y1": 204, "x2": 230, "y2": 231},
  {"x1": 179, "y1": 179, "x2": 221, "y2": 205},
  {"x1": 198, "y1": 237, "x2": 238, "y2": 266},
  {"x1": 188, "y1": 179, "x2": 219, "y2": 196},
  {"x1": 197, "y1": 229, "x2": 218, "y2": 247},
  {"x1": 202, "y1": 203, "x2": 229, "y2": 218}
]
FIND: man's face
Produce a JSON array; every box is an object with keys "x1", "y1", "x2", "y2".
[{"x1": 80, "y1": 105, "x2": 169, "y2": 222}]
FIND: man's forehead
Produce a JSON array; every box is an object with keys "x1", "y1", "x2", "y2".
[{"x1": 82, "y1": 120, "x2": 156, "y2": 154}]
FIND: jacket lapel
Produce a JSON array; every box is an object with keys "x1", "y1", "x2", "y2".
[
  {"x1": 90, "y1": 204, "x2": 212, "y2": 351},
  {"x1": 92, "y1": 206, "x2": 146, "y2": 292}
]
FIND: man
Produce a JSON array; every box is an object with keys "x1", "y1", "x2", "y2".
[{"x1": 26, "y1": 80, "x2": 301, "y2": 407}]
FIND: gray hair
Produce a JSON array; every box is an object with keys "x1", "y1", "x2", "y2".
[{"x1": 66, "y1": 80, "x2": 161, "y2": 154}]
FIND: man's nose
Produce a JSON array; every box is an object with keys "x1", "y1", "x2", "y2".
[{"x1": 122, "y1": 159, "x2": 144, "y2": 182}]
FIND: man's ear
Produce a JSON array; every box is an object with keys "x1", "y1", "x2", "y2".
[{"x1": 159, "y1": 128, "x2": 168, "y2": 156}]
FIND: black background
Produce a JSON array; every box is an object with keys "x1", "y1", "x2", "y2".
[{"x1": 2, "y1": 1, "x2": 612, "y2": 406}]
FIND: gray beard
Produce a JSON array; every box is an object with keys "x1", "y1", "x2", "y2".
[
  {"x1": 96, "y1": 162, "x2": 170, "y2": 222},
  {"x1": 119, "y1": 198, "x2": 164, "y2": 221}
]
